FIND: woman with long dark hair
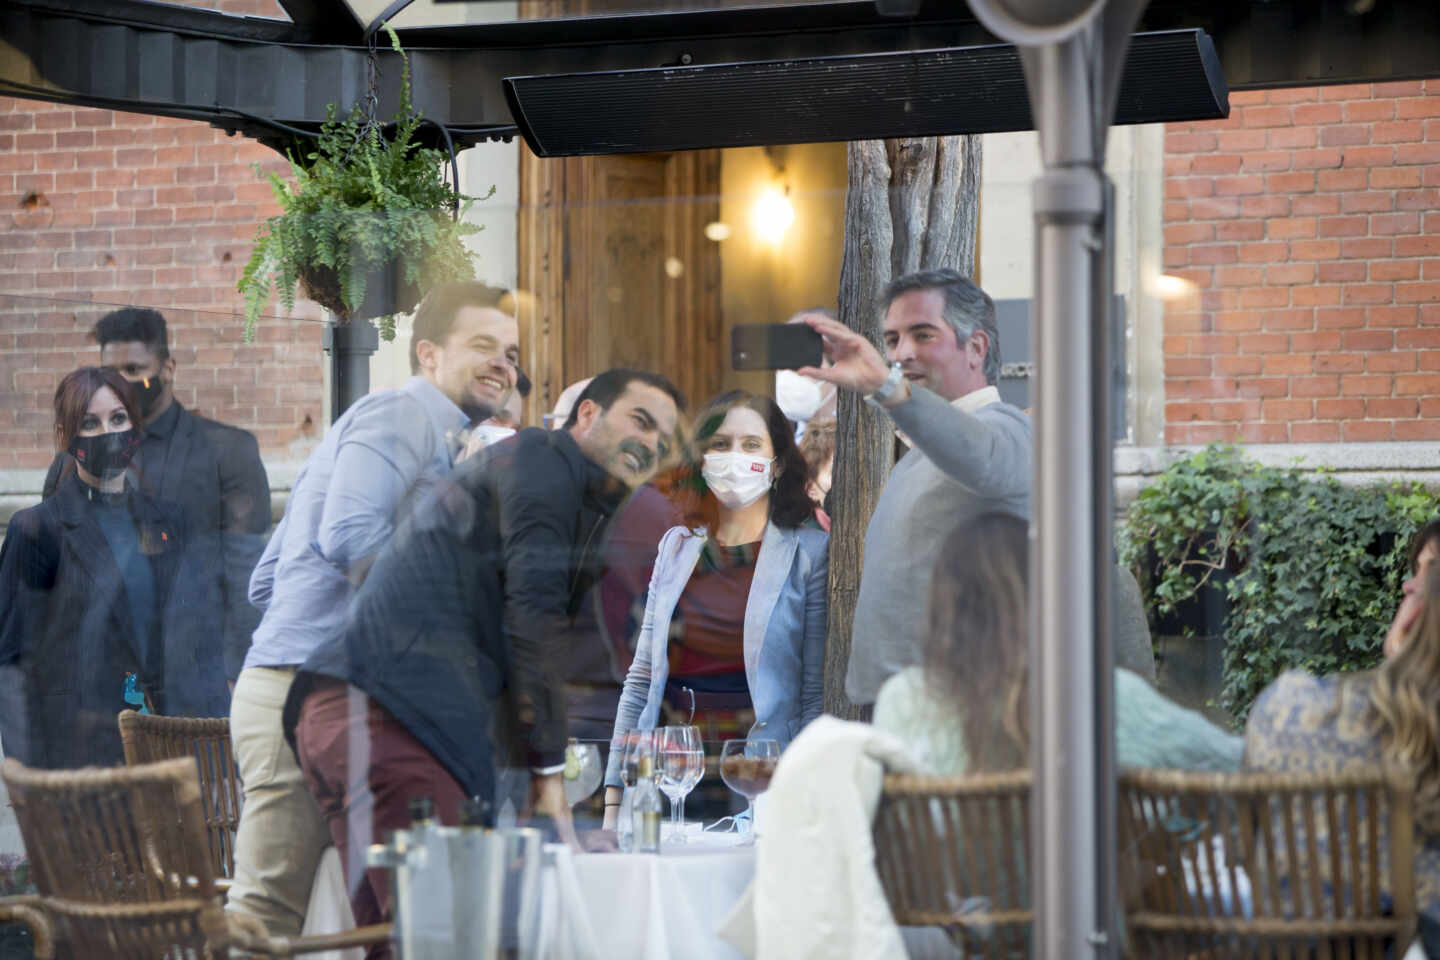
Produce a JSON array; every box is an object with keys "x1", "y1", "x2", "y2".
[
  {"x1": 0, "y1": 367, "x2": 181, "y2": 767},
  {"x1": 602, "y1": 390, "x2": 828, "y2": 825},
  {"x1": 873, "y1": 512, "x2": 1241, "y2": 775}
]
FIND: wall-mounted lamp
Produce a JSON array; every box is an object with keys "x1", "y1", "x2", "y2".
[{"x1": 753, "y1": 185, "x2": 794, "y2": 246}]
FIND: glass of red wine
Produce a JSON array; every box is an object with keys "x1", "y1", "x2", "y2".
[{"x1": 719, "y1": 737, "x2": 780, "y2": 843}]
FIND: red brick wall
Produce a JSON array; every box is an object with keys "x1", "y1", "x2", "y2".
[
  {"x1": 0, "y1": 0, "x2": 320, "y2": 472},
  {"x1": 1162, "y1": 81, "x2": 1440, "y2": 444}
]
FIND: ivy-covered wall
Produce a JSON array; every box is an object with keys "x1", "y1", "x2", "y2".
[{"x1": 1119, "y1": 444, "x2": 1440, "y2": 721}]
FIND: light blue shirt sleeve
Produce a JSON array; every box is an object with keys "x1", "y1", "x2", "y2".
[
  {"x1": 316, "y1": 395, "x2": 436, "y2": 576},
  {"x1": 247, "y1": 510, "x2": 285, "y2": 611}
]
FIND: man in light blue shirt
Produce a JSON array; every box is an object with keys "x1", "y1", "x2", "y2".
[{"x1": 227, "y1": 282, "x2": 521, "y2": 939}]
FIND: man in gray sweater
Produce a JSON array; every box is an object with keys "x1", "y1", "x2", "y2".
[{"x1": 800, "y1": 270, "x2": 1033, "y2": 704}]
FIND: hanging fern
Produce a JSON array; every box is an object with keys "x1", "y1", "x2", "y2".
[{"x1": 238, "y1": 23, "x2": 490, "y2": 342}]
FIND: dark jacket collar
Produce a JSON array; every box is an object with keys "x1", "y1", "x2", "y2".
[
  {"x1": 142, "y1": 399, "x2": 183, "y2": 441},
  {"x1": 54, "y1": 469, "x2": 136, "y2": 528}
]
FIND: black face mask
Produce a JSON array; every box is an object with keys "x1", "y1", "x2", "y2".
[
  {"x1": 70, "y1": 429, "x2": 139, "y2": 481},
  {"x1": 131, "y1": 376, "x2": 165, "y2": 419}
]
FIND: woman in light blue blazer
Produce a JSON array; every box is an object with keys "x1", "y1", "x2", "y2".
[{"x1": 602, "y1": 391, "x2": 828, "y2": 817}]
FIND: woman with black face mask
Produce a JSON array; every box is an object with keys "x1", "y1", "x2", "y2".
[{"x1": 0, "y1": 366, "x2": 183, "y2": 768}]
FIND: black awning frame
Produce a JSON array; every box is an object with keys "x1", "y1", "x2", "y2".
[{"x1": 1, "y1": 0, "x2": 1436, "y2": 156}]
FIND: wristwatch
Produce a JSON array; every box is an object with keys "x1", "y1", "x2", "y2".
[{"x1": 863, "y1": 361, "x2": 906, "y2": 408}]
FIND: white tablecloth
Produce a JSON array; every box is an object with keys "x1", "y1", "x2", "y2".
[{"x1": 538, "y1": 834, "x2": 754, "y2": 960}]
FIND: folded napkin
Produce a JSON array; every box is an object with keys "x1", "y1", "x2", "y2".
[{"x1": 718, "y1": 716, "x2": 919, "y2": 960}]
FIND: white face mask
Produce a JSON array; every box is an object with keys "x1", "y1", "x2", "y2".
[
  {"x1": 472, "y1": 423, "x2": 518, "y2": 446},
  {"x1": 775, "y1": 370, "x2": 830, "y2": 423},
  {"x1": 455, "y1": 423, "x2": 517, "y2": 463},
  {"x1": 702, "y1": 451, "x2": 773, "y2": 510}
]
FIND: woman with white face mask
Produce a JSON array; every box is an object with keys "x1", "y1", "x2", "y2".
[
  {"x1": 602, "y1": 391, "x2": 829, "y2": 828},
  {"x1": 775, "y1": 369, "x2": 836, "y2": 435},
  {"x1": 775, "y1": 307, "x2": 839, "y2": 437}
]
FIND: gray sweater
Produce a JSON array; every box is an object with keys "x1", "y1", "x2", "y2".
[{"x1": 845, "y1": 386, "x2": 1033, "y2": 704}]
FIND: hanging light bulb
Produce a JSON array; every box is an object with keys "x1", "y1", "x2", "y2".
[{"x1": 752, "y1": 186, "x2": 794, "y2": 246}]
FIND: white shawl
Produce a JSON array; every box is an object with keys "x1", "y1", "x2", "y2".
[{"x1": 719, "y1": 716, "x2": 919, "y2": 960}]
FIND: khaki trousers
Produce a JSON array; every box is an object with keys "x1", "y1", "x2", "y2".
[{"x1": 226, "y1": 666, "x2": 330, "y2": 937}]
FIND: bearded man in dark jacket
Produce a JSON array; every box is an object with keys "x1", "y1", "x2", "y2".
[{"x1": 282, "y1": 369, "x2": 683, "y2": 949}]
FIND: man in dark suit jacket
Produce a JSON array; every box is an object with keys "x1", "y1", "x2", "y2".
[{"x1": 43, "y1": 308, "x2": 271, "y2": 714}]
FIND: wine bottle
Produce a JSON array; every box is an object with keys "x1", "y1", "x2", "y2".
[{"x1": 631, "y1": 754, "x2": 662, "y2": 853}]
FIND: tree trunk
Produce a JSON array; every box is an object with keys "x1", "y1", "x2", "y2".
[{"x1": 822, "y1": 135, "x2": 983, "y2": 720}]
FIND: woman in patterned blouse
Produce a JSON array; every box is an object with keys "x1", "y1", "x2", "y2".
[{"x1": 1244, "y1": 518, "x2": 1440, "y2": 936}]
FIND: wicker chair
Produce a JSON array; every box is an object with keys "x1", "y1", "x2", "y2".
[
  {"x1": 0, "y1": 756, "x2": 390, "y2": 959},
  {"x1": 1118, "y1": 767, "x2": 1417, "y2": 959},
  {"x1": 872, "y1": 770, "x2": 1033, "y2": 958},
  {"x1": 872, "y1": 767, "x2": 1417, "y2": 960},
  {"x1": 117, "y1": 709, "x2": 242, "y2": 880}
]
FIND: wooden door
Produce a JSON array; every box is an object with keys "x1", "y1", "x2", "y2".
[{"x1": 518, "y1": 147, "x2": 723, "y2": 423}]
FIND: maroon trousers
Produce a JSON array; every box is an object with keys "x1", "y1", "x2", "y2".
[{"x1": 293, "y1": 680, "x2": 467, "y2": 960}]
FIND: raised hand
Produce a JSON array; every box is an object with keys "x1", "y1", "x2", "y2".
[{"x1": 795, "y1": 314, "x2": 894, "y2": 398}]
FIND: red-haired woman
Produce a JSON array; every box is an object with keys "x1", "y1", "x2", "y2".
[
  {"x1": 601, "y1": 390, "x2": 828, "y2": 825},
  {"x1": 0, "y1": 367, "x2": 181, "y2": 768}
]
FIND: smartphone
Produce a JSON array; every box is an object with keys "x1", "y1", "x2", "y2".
[{"x1": 731, "y1": 323, "x2": 823, "y2": 371}]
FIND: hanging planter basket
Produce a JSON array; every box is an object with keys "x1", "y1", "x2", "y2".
[
  {"x1": 298, "y1": 257, "x2": 421, "y2": 324},
  {"x1": 237, "y1": 23, "x2": 480, "y2": 343}
]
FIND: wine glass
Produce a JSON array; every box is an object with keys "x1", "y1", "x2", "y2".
[
  {"x1": 562, "y1": 741, "x2": 603, "y2": 807},
  {"x1": 719, "y1": 737, "x2": 780, "y2": 843},
  {"x1": 657, "y1": 726, "x2": 704, "y2": 841},
  {"x1": 746, "y1": 719, "x2": 788, "y2": 752}
]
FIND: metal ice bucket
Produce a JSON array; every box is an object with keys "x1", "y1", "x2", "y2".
[{"x1": 368, "y1": 824, "x2": 544, "y2": 960}]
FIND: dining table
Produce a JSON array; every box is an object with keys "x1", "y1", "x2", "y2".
[{"x1": 536, "y1": 829, "x2": 754, "y2": 960}]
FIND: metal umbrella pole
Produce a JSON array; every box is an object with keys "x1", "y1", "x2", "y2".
[{"x1": 962, "y1": 0, "x2": 1147, "y2": 955}]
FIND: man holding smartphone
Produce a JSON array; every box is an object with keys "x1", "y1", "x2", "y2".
[{"x1": 796, "y1": 269, "x2": 1033, "y2": 705}]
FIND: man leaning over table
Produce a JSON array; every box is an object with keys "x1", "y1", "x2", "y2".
[
  {"x1": 279, "y1": 369, "x2": 684, "y2": 956},
  {"x1": 797, "y1": 270, "x2": 1033, "y2": 705},
  {"x1": 226, "y1": 282, "x2": 521, "y2": 939}
]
